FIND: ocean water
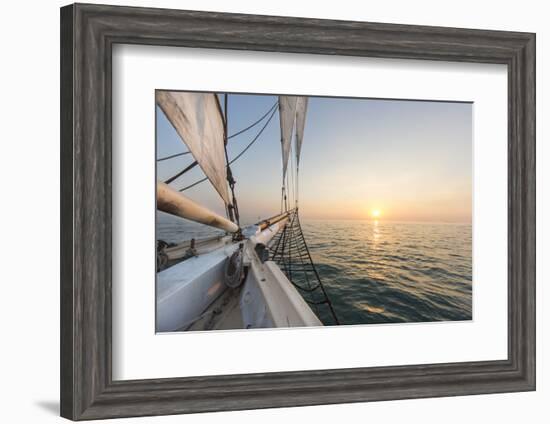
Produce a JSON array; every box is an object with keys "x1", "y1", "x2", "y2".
[
  {"x1": 301, "y1": 220, "x2": 472, "y2": 325},
  {"x1": 157, "y1": 213, "x2": 472, "y2": 326}
]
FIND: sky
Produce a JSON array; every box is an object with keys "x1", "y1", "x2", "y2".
[{"x1": 156, "y1": 93, "x2": 472, "y2": 224}]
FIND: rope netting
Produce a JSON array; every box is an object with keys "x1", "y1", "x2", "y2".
[{"x1": 269, "y1": 211, "x2": 340, "y2": 325}]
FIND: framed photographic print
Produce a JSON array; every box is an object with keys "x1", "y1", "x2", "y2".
[{"x1": 60, "y1": 3, "x2": 535, "y2": 420}]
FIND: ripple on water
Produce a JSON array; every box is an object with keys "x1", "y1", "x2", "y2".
[
  {"x1": 158, "y1": 214, "x2": 472, "y2": 326},
  {"x1": 301, "y1": 220, "x2": 472, "y2": 325}
]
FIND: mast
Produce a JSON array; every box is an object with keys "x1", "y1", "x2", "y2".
[
  {"x1": 223, "y1": 93, "x2": 241, "y2": 227},
  {"x1": 223, "y1": 93, "x2": 235, "y2": 223}
]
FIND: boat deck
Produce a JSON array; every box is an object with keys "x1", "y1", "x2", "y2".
[{"x1": 184, "y1": 287, "x2": 244, "y2": 331}]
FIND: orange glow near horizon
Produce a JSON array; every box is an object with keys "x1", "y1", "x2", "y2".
[{"x1": 157, "y1": 93, "x2": 472, "y2": 225}]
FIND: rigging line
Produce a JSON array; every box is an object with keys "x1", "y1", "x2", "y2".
[
  {"x1": 227, "y1": 107, "x2": 277, "y2": 164},
  {"x1": 287, "y1": 213, "x2": 319, "y2": 316},
  {"x1": 281, "y1": 180, "x2": 287, "y2": 213},
  {"x1": 163, "y1": 160, "x2": 199, "y2": 185},
  {"x1": 291, "y1": 222, "x2": 314, "y2": 291},
  {"x1": 290, "y1": 215, "x2": 319, "y2": 312},
  {"x1": 273, "y1": 211, "x2": 336, "y2": 320},
  {"x1": 227, "y1": 101, "x2": 278, "y2": 140},
  {"x1": 271, "y1": 222, "x2": 285, "y2": 261},
  {"x1": 156, "y1": 101, "x2": 278, "y2": 162},
  {"x1": 279, "y1": 214, "x2": 289, "y2": 275},
  {"x1": 156, "y1": 151, "x2": 192, "y2": 162},
  {"x1": 296, "y1": 213, "x2": 340, "y2": 324},
  {"x1": 294, "y1": 139, "x2": 299, "y2": 207},
  {"x1": 272, "y1": 212, "x2": 319, "y2": 315},
  {"x1": 294, "y1": 154, "x2": 300, "y2": 208},
  {"x1": 292, "y1": 141, "x2": 298, "y2": 208},
  {"x1": 286, "y1": 146, "x2": 293, "y2": 213},
  {"x1": 287, "y1": 147, "x2": 292, "y2": 210},
  {"x1": 285, "y1": 172, "x2": 290, "y2": 211},
  {"x1": 178, "y1": 107, "x2": 278, "y2": 193},
  {"x1": 290, "y1": 142, "x2": 296, "y2": 209},
  {"x1": 290, "y1": 151, "x2": 296, "y2": 209},
  {"x1": 288, "y1": 162, "x2": 293, "y2": 211},
  {"x1": 296, "y1": 166, "x2": 300, "y2": 208},
  {"x1": 294, "y1": 133, "x2": 298, "y2": 206},
  {"x1": 288, "y1": 210, "x2": 293, "y2": 282}
]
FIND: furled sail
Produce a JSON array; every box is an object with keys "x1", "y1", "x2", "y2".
[
  {"x1": 278, "y1": 96, "x2": 298, "y2": 179},
  {"x1": 294, "y1": 97, "x2": 308, "y2": 168},
  {"x1": 156, "y1": 91, "x2": 230, "y2": 205}
]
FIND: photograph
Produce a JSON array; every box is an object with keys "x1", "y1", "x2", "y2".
[{"x1": 155, "y1": 90, "x2": 473, "y2": 333}]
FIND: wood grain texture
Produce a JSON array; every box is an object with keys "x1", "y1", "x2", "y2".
[
  {"x1": 60, "y1": 3, "x2": 536, "y2": 420},
  {"x1": 60, "y1": 4, "x2": 74, "y2": 419}
]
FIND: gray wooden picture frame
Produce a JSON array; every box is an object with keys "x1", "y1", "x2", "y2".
[{"x1": 60, "y1": 3, "x2": 536, "y2": 421}]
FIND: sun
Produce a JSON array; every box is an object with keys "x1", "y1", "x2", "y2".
[{"x1": 371, "y1": 209, "x2": 381, "y2": 219}]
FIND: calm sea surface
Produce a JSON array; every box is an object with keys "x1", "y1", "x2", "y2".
[{"x1": 157, "y1": 213, "x2": 472, "y2": 325}]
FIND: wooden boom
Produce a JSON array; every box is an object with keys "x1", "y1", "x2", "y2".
[
  {"x1": 157, "y1": 182, "x2": 239, "y2": 233},
  {"x1": 256, "y1": 210, "x2": 294, "y2": 231}
]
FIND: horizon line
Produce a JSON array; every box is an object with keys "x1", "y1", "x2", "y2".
[{"x1": 298, "y1": 216, "x2": 472, "y2": 225}]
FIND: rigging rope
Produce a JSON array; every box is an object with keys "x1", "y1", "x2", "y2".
[
  {"x1": 156, "y1": 101, "x2": 278, "y2": 162},
  {"x1": 227, "y1": 107, "x2": 278, "y2": 164},
  {"x1": 270, "y1": 211, "x2": 340, "y2": 325},
  {"x1": 157, "y1": 151, "x2": 192, "y2": 162},
  {"x1": 289, "y1": 141, "x2": 297, "y2": 209},
  {"x1": 177, "y1": 107, "x2": 278, "y2": 193},
  {"x1": 227, "y1": 102, "x2": 277, "y2": 140},
  {"x1": 163, "y1": 160, "x2": 199, "y2": 184}
]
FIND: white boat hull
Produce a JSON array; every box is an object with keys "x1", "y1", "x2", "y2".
[
  {"x1": 156, "y1": 243, "x2": 239, "y2": 332},
  {"x1": 156, "y1": 214, "x2": 321, "y2": 332}
]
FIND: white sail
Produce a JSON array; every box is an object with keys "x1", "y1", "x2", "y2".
[
  {"x1": 278, "y1": 96, "x2": 298, "y2": 179},
  {"x1": 294, "y1": 97, "x2": 308, "y2": 168},
  {"x1": 156, "y1": 91, "x2": 230, "y2": 205}
]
